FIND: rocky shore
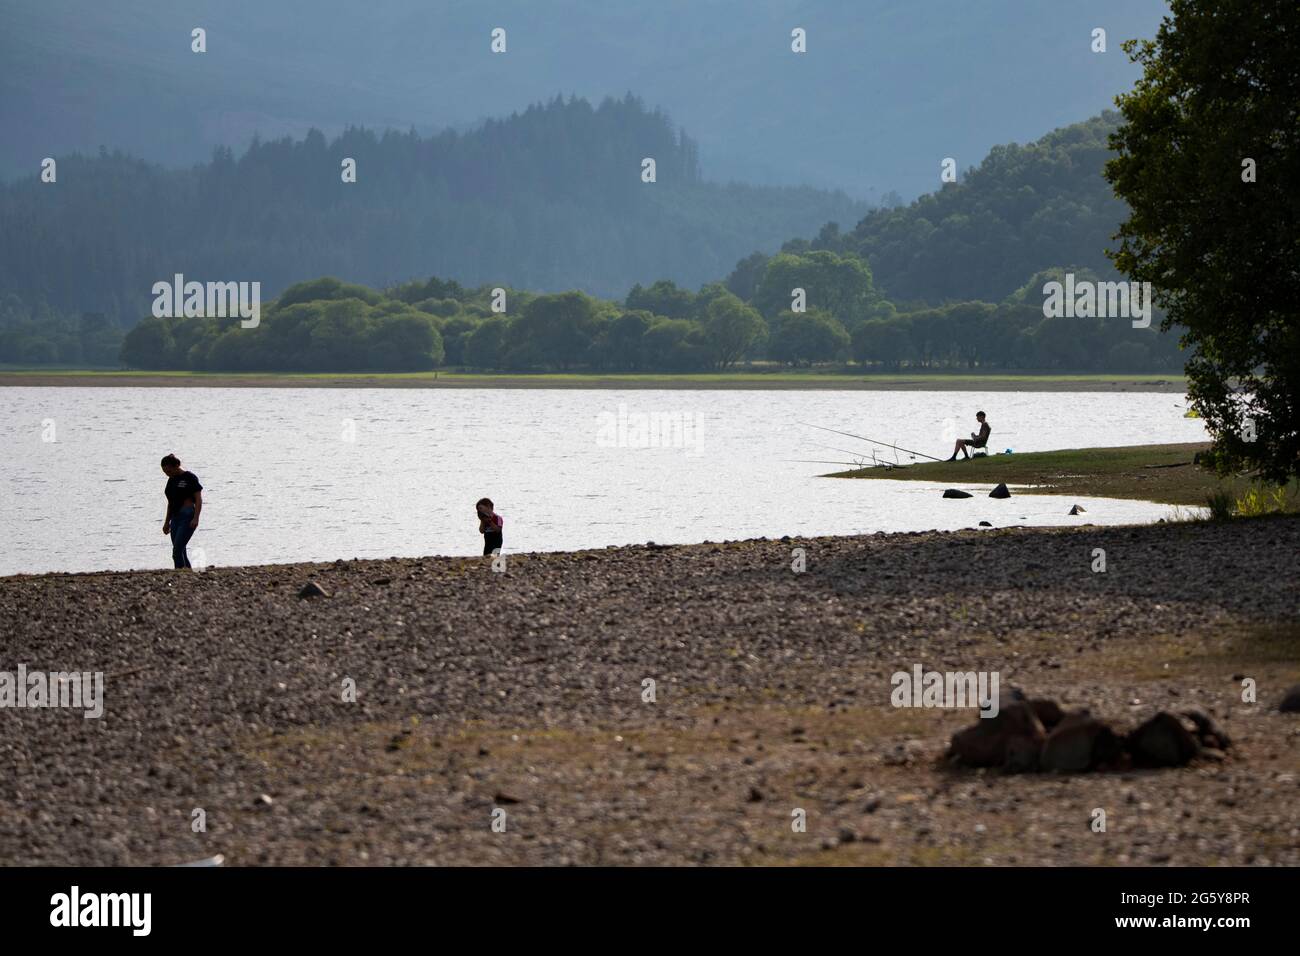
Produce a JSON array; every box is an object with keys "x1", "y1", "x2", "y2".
[{"x1": 2, "y1": 517, "x2": 1297, "y2": 866}]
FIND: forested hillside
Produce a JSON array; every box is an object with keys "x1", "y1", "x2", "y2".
[
  {"x1": 5, "y1": 109, "x2": 1183, "y2": 373},
  {"x1": 0, "y1": 95, "x2": 864, "y2": 323},
  {"x1": 804, "y1": 113, "x2": 1128, "y2": 304}
]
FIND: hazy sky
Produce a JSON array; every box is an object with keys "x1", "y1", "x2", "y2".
[{"x1": 0, "y1": 0, "x2": 1168, "y2": 197}]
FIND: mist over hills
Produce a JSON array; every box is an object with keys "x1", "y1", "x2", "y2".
[
  {"x1": 2, "y1": 98, "x2": 1177, "y2": 375},
  {"x1": 1, "y1": 0, "x2": 1167, "y2": 197},
  {"x1": 0, "y1": 99, "x2": 1133, "y2": 328},
  {"x1": 0, "y1": 0, "x2": 1173, "y2": 371},
  {"x1": 0, "y1": 95, "x2": 867, "y2": 320}
]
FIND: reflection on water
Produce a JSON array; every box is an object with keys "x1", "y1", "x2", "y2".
[{"x1": 0, "y1": 387, "x2": 1207, "y2": 575}]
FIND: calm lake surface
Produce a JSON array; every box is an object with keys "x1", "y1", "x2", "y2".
[{"x1": 0, "y1": 387, "x2": 1208, "y2": 575}]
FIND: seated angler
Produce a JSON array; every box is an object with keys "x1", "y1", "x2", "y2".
[{"x1": 948, "y1": 411, "x2": 990, "y2": 461}]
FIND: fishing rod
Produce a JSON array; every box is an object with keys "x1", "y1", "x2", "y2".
[
  {"x1": 798, "y1": 421, "x2": 946, "y2": 463},
  {"x1": 809, "y1": 440, "x2": 877, "y2": 461},
  {"x1": 784, "y1": 458, "x2": 876, "y2": 467},
  {"x1": 785, "y1": 456, "x2": 914, "y2": 469},
  {"x1": 808, "y1": 440, "x2": 906, "y2": 470}
]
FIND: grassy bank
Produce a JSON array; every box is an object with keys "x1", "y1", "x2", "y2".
[
  {"x1": 830, "y1": 442, "x2": 1300, "y2": 509},
  {"x1": 0, "y1": 369, "x2": 1189, "y2": 391}
]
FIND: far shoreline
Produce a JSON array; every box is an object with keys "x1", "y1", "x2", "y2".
[{"x1": 0, "y1": 369, "x2": 1190, "y2": 392}]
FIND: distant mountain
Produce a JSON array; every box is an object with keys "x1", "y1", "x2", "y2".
[
  {"x1": 0, "y1": 0, "x2": 1168, "y2": 198},
  {"x1": 0, "y1": 95, "x2": 866, "y2": 319},
  {"x1": 800, "y1": 113, "x2": 1129, "y2": 305}
]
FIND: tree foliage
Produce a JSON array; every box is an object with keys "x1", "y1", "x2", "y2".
[
  {"x1": 815, "y1": 114, "x2": 1130, "y2": 304},
  {"x1": 702, "y1": 293, "x2": 765, "y2": 369},
  {"x1": 754, "y1": 251, "x2": 882, "y2": 325},
  {"x1": 1105, "y1": 0, "x2": 1300, "y2": 482},
  {"x1": 120, "y1": 283, "x2": 444, "y2": 372},
  {"x1": 0, "y1": 296, "x2": 123, "y2": 366},
  {"x1": 767, "y1": 309, "x2": 850, "y2": 366}
]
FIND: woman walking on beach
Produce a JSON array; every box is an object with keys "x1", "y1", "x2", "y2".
[
  {"x1": 477, "y1": 497, "x2": 503, "y2": 556},
  {"x1": 161, "y1": 454, "x2": 203, "y2": 569}
]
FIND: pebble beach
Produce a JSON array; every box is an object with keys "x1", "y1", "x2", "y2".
[{"x1": 2, "y1": 517, "x2": 1297, "y2": 865}]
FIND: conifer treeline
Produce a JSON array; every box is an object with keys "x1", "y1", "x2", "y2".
[{"x1": 0, "y1": 94, "x2": 860, "y2": 325}]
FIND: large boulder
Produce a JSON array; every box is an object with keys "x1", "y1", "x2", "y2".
[
  {"x1": 943, "y1": 489, "x2": 973, "y2": 499},
  {"x1": 1127, "y1": 711, "x2": 1200, "y2": 767},
  {"x1": 989, "y1": 483, "x2": 1011, "y2": 499},
  {"x1": 947, "y1": 701, "x2": 1046, "y2": 772},
  {"x1": 1040, "y1": 713, "x2": 1124, "y2": 772},
  {"x1": 1028, "y1": 698, "x2": 1066, "y2": 731},
  {"x1": 947, "y1": 698, "x2": 1228, "y2": 774},
  {"x1": 1180, "y1": 710, "x2": 1232, "y2": 750}
]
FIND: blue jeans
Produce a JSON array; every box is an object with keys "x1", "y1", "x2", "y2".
[{"x1": 171, "y1": 506, "x2": 196, "y2": 569}]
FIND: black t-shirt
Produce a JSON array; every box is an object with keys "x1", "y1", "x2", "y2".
[{"x1": 165, "y1": 471, "x2": 203, "y2": 510}]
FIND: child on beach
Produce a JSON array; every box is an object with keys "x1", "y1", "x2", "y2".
[{"x1": 476, "y1": 497, "x2": 503, "y2": 556}]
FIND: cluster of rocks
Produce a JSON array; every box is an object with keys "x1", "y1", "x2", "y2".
[
  {"x1": 943, "y1": 482, "x2": 1010, "y2": 500},
  {"x1": 941, "y1": 484, "x2": 1085, "y2": 516},
  {"x1": 947, "y1": 693, "x2": 1231, "y2": 773}
]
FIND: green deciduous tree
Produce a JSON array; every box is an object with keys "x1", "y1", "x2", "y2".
[
  {"x1": 513, "y1": 291, "x2": 603, "y2": 370},
  {"x1": 642, "y1": 318, "x2": 708, "y2": 372},
  {"x1": 1106, "y1": 0, "x2": 1300, "y2": 482},
  {"x1": 767, "y1": 309, "x2": 850, "y2": 366},
  {"x1": 944, "y1": 301, "x2": 997, "y2": 369},
  {"x1": 464, "y1": 316, "x2": 510, "y2": 369},
  {"x1": 366, "y1": 312, "x2": 444, "y2": 370},
  {"x1": 754, "y1": 251, "x2": 880, "y2": 326},
  {"x1": 625, "y1": 280, "x2": 696, "y2": 319},
  {"x1": 439, "y1": 315, "x2": 479, "y2": 366},
  {"x1": 119, "y1": 317, "x2": 174, "y2": 369},
  {"x1": 852, "y1": 318, "x2": 912, "y2": 370},
  {"x1": 725, "y1": 251, "x2": 769, "y2": 302},
  {"x1": 599, "y1": 310, "x2": 654, "y2": 371},
  {"x1": 702, "y1": 293, "x2": 765, "y2": 369}
]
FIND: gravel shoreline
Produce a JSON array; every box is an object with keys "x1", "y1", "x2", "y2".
[{"x1": 2, "y1": 518, "x2": 1297, "y2": 866}]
